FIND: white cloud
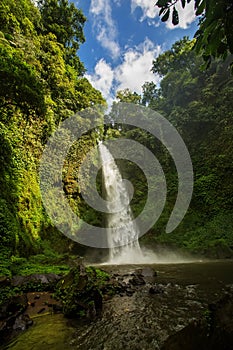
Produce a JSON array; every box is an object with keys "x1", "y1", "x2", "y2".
[
  {"x1": 131, "y1": 0, "x2": 196, "y2": 29},
  {"x1": 90, "y1": 0, "x2": 120, "y2": 59},
  {"x1": 96, "y1": 26, "x2": 120, "y2": 59},
  {"x1": 115, "y1": 38, "x2": 161, "y2": 94},
  {"x1": 85, "y1": 59, "x2": 114, "y2": 104},
  {"x1": 131, "y1": 0, "x2": 160, "y2": 21},
  {"x1": 89, "y1": 0, "x2": 104, "y2": 16},
  {"x1": 86, "y1": 38, "x2": 161, "y2": 106}
]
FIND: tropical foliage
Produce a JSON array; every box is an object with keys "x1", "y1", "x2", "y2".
[
  {"x1": 155, "y1": 0, "x2": 233, "y2": 71},
  {"x1": 0, "y1": 0, "x2": 105, "y2": 273},
  {"x1": 112, "y1": 37, "x2": 233, "y2": 254}
]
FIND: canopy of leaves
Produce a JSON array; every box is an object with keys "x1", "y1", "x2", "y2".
[
  {"x1": 156, "y1": 0, "x2": 233, "y2": 71},
  {"x1": 141, "y1": 37, "x2": 233, "y2": 251},
  {"x1": 0, "y1": 41, "x2": 46, "y2": 116},
  {"x1": 38, "y1": 0, "x2": 86, "y2": 71},
  {"x1": 116, "y1": 89, "x2": 141, "y2": 104}
]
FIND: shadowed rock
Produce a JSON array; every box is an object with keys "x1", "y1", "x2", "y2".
[{"x1": 161, "y1": 293, "x2": 233, "y2": 350}]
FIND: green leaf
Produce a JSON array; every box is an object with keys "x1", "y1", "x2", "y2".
[
  {"x1": 161, "y1": 8, "x2": 170, "y2": 22},
  {"x1": 159, "y1": 7, "x2": 165, "y2": 16},
  {"x1": 194, "y1": 0, "x2": 201, "y2": 9},
  {"x1": 181, "y1": 0, "x2": 186, "y2": 9},
  {"x1": 156, "y1": 0, "x2": 168, "y2": 7},
  {"x1": 172, "y1": 7, "x2": 179, "y2": 26},
  {"x1": 195, "y1": 0, "x2": 206, "y2": 15}
]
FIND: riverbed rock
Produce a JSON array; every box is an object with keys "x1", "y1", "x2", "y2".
[
  {"x1": 161, "y1": 319, "x2": 208, "y2": 350},
  {"x1": 136, "y1": 267, "x2": 157, "y2": 278},
  {"x1": 55, "y1": 265, "x2": 107, "y2": 319},
  {"x1": 161, "y1": 292, "x2": 233, "y2": 350},
  {"x1": 130, "y1": 274, "x2": 146, "y2": 286},
  {"x1": 149, "y1": 284, "x2": 164, "y2": 294},
  {"x1": 13, "y1": 314, "x2": 33, "y2": 331},
  {"x1": 11, "y1": 273, "x2": 61, "y2": 287},
  {"x1": 0, "y1": 294, "x2": 30, "y2": 343}
]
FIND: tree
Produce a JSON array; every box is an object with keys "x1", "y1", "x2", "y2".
[
  {"x1": 152, "y1": 37, "x2": 198, "y2": 76},
  {"x1": 38, "y1": 0, "x2": 86, "y2": 72},
  {"x1": 0, "y1": 36, "x2": 46, "y2": 117},
  {"x1": 141, "y1": 82, "x2": 158, "y2": 107},
  {"x1": 0, "y1": 0, "x2": 40, "y2": 36},
  {"x1": 150, "y1": 37, "x2": 233, "y2": 119},
  {"x1": 140, "y1": 37, "x2": 233, "y2": 251},
  {"x1": 116, "y1": 88, "x2": 141, "y2": 104},
  {"x1": 156, "y1": 0, "x2": 233, "y2": 71}
]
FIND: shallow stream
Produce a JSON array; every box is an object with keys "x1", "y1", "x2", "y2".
[{"x1": 2, "y1": 260, "x2": 233, "y2": 350}]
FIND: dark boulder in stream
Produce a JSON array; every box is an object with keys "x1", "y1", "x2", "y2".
[
  {"x1": 0, "y1": 294, "x2": 31, "y2": 342},
  {"x1": 136, "y1": 266, "x2": 157, "y2": 278},
  {"x1": 55, "y1": 265, "x2": 110, "y2": 319},
  {"x1": 162, "y1": 292, "x2": 233, "y2": 350}
]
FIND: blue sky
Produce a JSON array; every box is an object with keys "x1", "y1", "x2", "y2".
[{"x1": 75, "y1": 0, "x2": 198, "y2": 105}]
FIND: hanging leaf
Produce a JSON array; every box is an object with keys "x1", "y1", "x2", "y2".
[
  {"x1": 194, "y1": 0, "x2": 201, "y2": 9},
  {"x1": 196, "y1": 0, "x2": 206, "y2": 16},
  {"x1": 159, "y1": 7, "x2": 165, "y2": 16},
  {"x1": 156, "y1": 0, "x2": 168, "y2": 8},
  {"x1": 161, "y1": 8, "x2": 170, "y2": 22},
  {"x1": 172, "y1": 7, "x2": 179, "y2": 26},
  {"x1": 181, "y1": 0, "x2": 186, "y2": 9}
]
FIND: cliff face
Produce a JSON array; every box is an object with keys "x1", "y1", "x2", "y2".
[{"x1": 0, "y1": 0, "x2": 106, "y2": 262}]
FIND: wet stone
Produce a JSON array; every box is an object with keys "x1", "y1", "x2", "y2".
[
  {"x1": 13, "y1": 314, "x2": 33, "y2": 331},
  {"x1": 130, "y1": 275, "x2": 146, "y2": 286},
  {"x1": 136, "y1": 267, "x2": 157, "y2": 278},
  {"x1": 149, "y1": 285, "x2": 164, "y2": 295}
]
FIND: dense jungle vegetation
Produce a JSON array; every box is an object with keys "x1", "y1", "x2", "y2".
[
  {"x1": 0, "y1": 0, "x2": 106, "y2": 276},
  {"x1": 115, "y1": 38, "x2": 233, "y2": 255},
  {"x1": 0, "y1": 0, "x2": 233, "y2": 278}
]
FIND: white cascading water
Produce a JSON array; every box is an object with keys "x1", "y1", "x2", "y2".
[{"x1": 99, "y1": 143, "x2": 143, "y2": 264}]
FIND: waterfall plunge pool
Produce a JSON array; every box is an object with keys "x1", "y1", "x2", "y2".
[{"x1": 2, "y1": 260, "x2": 233, "y2": 350}]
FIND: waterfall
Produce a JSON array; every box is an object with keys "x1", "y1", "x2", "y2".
[{"x1": 99, "y1": 143, "x2": 143, "y2": 264}]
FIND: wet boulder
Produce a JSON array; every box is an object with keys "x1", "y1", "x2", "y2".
[
  {"x1": 11, "y1": 273, "x2": 61, "y2": 287},
  {"x1": 135, "y1": 267, "x2": 157, "y2": 283},
  {"x1": 55, "y1": 265, "x2": 109, "y2": 319},
  {"x1": 136, "y1": 267, "x2": 157, "y2": 278},
  {"x1": 13, "y1": 314, "x2": 33, "y2": 331},
  {"x1": 130, "y1": 274, "x2": 146, "y2": 286},
  {"x1": 149, "y1": 284, "x2": 164, "y2": 295},
  {"x1": 161, "y1": 293, "x2": 233, "y2": 350},
  {"x1": 0, "y1": 294, "x2": 30, "y2": 342}
]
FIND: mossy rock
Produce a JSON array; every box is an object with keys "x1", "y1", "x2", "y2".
[{"x1": 55, "y1": 264, "x2": 109, "y2": 318}]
